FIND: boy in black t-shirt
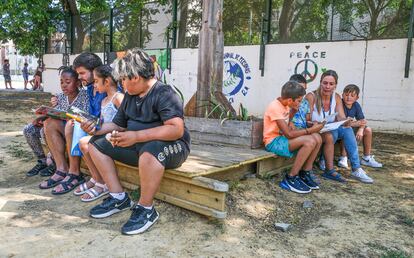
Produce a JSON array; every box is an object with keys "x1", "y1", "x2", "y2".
[
  {"x1": 83, "y1": 48, "x2": 190, "y2": 235},
  {"x1": 339, "y1": 84, "x2": 382, "y2": 168}
]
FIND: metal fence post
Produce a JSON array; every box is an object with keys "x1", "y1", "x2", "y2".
[
  {"x1": 110, "y1": 8, "x2": 114, "y2": 52},
  {"x1": 405, "y1": 0, "x2": 414, "y2": 78},
  {"x1": 172, "y1": 0, "x2": 178, "y2": 48},
  {"x1": 259, "y1": 0, "x2": 272, "y2": 77},
  {"x1": 70, "y1": 13, "x2": 74, "y2": 54}
]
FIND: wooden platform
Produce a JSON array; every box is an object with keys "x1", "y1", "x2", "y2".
[{"x1": 44, "y1": 142, "x2": 293, "y2": 219}]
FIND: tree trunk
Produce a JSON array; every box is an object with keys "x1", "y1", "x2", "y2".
[
  {"x1": 279, "y1": 0, "x2": 295, "y2": 42},
  {"x1": 196, "y1": 0, "x2": 224, "y2": 117},
  {"x1": 61, "y1": 0, "x2": 85, "y2": 53},
  {"x1": 178, "y1": 0, "x2": 189, "y2": 48}
]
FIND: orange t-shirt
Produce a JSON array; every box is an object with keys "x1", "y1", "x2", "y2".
[{"x1": 263, "y1": 98, "x2": 290, "y2": 146}]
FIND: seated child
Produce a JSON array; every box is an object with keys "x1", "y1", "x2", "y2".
[
  {"x1": 289, "y1": 74, "x2": 309, "y2": 130},
  {"x1": 338, "y1": 84, "x2": 383, "y2": 168},
  {"x1": 74, "y1": 65, "x2": 124, "y2": 202},
  {"x1": 263, "y1": 81, "x2": 324, "y2": 194}
]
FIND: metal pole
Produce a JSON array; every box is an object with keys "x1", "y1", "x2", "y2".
[
  {"x1": 265, "y1": 0, "x2": 272, "y2": 43},
  {"x1": 109, "y1": 8, "x2": 114, "y2": 52},
  {"x1": 172, "y1": 0, "x2": 178, "y2": 48},
  {"x1": 70, "y1": 13, "x2": 74, "y2": 54},
  {"x1": 89, "y1": 13, "x2": 92, "y2": 52},
  {"x1": 248, "y1": 9, "x2": 253, "y2": 44},
  {"x1": 139, "y1": 8, "x2": 143, "y2": 48},
  {"x1": 330, "y1": 0, "x2": 334, "y2": 41},
  {"x1": 404, "y1": 0, "x2": 414, "y2": 78}
]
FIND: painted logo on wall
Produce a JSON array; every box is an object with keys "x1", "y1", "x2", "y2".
[
  {"x1": 290, "y1": 45, "x2": 327, "y2": 83},
  {"x1": 223, "y1": 52, "x2": 251, "y2": 103},
  {"x1": 294, "y1": 59, "x2": 318, "y2": 83}
]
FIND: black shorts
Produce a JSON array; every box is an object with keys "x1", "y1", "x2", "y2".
[{"x1": 89, "y1": 135, "x2": 190, "y2": 169}]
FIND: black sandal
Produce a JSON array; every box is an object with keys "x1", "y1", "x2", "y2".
[
  {"x1": 51, "y1": 174, "x2": 85, "y2": 195},
  {"x1": 40, "y1": 163, "x2": 56, "y2": 177},
  {"x1": 39, "y1": 170, "x2": 67, "y2": 189}
]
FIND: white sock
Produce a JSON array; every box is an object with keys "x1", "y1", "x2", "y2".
[
  {"x1": 339, "y1": 156, "x2": 347, "y2": 160},
  {"x1": 110, "y1": 192, "x2": 125, "y2": 200},
  {"x1": 138, "y1": 203, "x2": 153, "y2": 210},
  {"x1": 363, "y1": 155, "x2": 371, "y2": 160}
]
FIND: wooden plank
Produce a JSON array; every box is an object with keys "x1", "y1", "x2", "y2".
[
  {"x1": 257, "y1": 156, "x2": 294, "y2": 178},
  {"x1": 206, "y1": 163, "x2": 255, "y2": 181},
  {"x1": 120, "y1": 181, "x2": 227, "y2": 218},
  {"x1": 190, "y1": 132, "x2": 251, "y2": 148},
  {"x1": 81, "y1": 161, "x2": 228, "y2": 218},
  {"x1": 186, "y1": 117, "x2": 253, "y2": 137},
  {"x1": 185, "y1": 117, "x2": 264, "y2": 148}
]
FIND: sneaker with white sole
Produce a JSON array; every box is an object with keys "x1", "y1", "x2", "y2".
[
  {"x1": 360, "y1": 155, "x2": 383, "y2": 168},
  {"x1": 279, "y1": 175, "x2": 312, "y2": 194},
  {"x1": 90, "y1": 194, "x2": 133, "y2": 219},
  {"x1": 121, "y1": 204, "x2": 159, "y2": 235},
  {"x1": 338, "y1": 156, "x2": 349, "y2": 169},
  {"x1": 351, "y1": 168, "x2": 374, "y2": 184}
]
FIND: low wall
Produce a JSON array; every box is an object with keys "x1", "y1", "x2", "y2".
[{"x1": 42, "y1": 38, "x2": 414, "y2": 134}]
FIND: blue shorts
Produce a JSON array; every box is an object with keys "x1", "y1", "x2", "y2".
[{"x1": 265, "y1": 136, "x2": 295, "y2": 158}]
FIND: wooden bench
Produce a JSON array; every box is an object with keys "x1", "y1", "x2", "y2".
[
  {"x1": 44, "y1": 141, "x2": 293, "y2": 219},
  {"x1": 43, "y1": 117, "x2": 294, "y2": 218}
]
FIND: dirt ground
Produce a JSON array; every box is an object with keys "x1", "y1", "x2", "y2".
[{"x1": 0, "y1": 91, "x2": 413, "y2": 258}]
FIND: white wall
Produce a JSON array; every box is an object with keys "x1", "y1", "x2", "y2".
[
  {"x1": 363, "y1": 39, "x2": 414, "y2": 133},
  {"x1": 42, "y1": 38, "x2": 414, "y2": 134}
]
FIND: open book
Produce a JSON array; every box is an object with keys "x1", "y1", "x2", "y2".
[
  {"x1": 33, "y1": 106, "x2": 69, "y2": 120},
  {"x1": 320, "y1": 120, "x2": 348, "y2": 133},
  {"x1": 33, "y1": 106, "x2": 99, "y2": 125}
]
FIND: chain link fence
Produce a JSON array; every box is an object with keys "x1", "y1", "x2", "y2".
[{"x1": 45, "y1": 0, "x2": 413, "y2": 54}]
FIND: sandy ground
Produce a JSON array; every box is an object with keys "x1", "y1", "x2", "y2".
[{"x1": 0, "y1": 91, "x2": 413, "y2": 258}]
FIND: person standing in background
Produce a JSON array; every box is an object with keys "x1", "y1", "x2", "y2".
[
  {"x1": 3, "y1": 59, "x2": 13, "y2": 89},
  {"x1": 22, "y1": 62, "x2": 29, "y2": 90}
]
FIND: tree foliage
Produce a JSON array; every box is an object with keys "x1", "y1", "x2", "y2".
[
  {"x1": 0, "y1": 0, "x2": 169, "y2": 56},
  {"x1": 0, "y1": 0, "x2": 412, "y2": 55}
]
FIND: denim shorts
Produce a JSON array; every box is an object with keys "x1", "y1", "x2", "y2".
[{"x1": 265, "y1": 136, "x2": 295, "y2": 158}]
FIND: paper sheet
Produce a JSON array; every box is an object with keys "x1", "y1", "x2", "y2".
[{"x1": 320, "y1": 120, "x2": 348, "y2": 133}]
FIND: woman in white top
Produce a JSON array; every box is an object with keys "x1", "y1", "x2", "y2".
[{"x1": 306, "y1": 70, "x2": 373, "y2": 184}]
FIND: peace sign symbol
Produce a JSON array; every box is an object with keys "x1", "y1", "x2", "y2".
[{"x1": 294, "y1": 59, "x2": 318, "y2": 83}]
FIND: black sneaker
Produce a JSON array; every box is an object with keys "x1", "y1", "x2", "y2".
[
  {"x1": 26, "y1": 161, "x2": 47, "y2": 177},
  {"x1": 299, "y1": 170, "x2": 320, "y2": 190},
  {"x1": 90, "y1": 193, "x2": 133, "y2": 219},
  {"x1": 39, "y1": 163, "x2": 56, "y2": 177},
  {"x1": 121, "y1": 205, "x2": 159, "y2": 235}
]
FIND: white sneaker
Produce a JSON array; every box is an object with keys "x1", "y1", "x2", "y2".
[
  {"x1": 338, "y1": 156, "x2": 349, "y2": 169},
  {"x1": 351, "y1": 168, "x2": 374, "y2": 184},
  {"x1": 319, "y1": 159, "x2": 326, "y2": 171},
  {"x1": 361, "y1": 155, "x2": 383, "y2": 168}
]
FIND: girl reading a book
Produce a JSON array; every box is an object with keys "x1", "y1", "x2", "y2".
[
  {"x1": 38, "y1": 66, "x2": 89, "y2": 191},
  {"x1": 73, "y1": 65, "x2": 124, "y2": 201}
]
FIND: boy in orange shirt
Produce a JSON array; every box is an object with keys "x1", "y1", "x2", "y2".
[{"x1": 264, "y1": 81, "x2": 324, "y2": 194}]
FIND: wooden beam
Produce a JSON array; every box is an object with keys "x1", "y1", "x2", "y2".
[
  {"x1": 80, "y1": 160, "x2": 229, "y2": 219},
  {"x1": 257, "y1": 156, "x2": 294, "y2": 178},
  {"x1": 196, "y1": 0, "x2": 224, "y2": 117}
]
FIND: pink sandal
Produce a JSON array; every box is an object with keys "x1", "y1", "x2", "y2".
[
  {"x1": 73, "y1": 178, "x2": 96, "y2": 196},
  {"x1": 80, "y1": 182, "x2": 109, "y2": 202}
]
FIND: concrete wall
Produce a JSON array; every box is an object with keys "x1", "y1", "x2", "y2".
[{"x1": 42, "y1": 38, "x2": 414, "y2": 134}]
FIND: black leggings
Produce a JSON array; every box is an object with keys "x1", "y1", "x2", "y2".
[{"x1": 89, "y1": 135, "x2": 190, "y2": 169}]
